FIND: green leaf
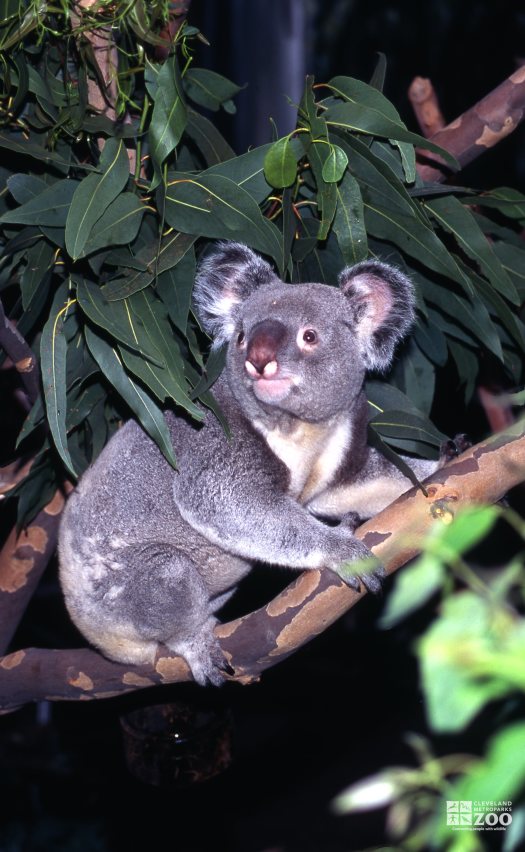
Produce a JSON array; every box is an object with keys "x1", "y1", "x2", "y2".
[
  {"x1": 7, "y1": 173, "x2": 47, "y2": 204},
  {"x1": 324, "y1": 76, "x2": 457, "y2": 169},
  {"x1": 81, "y1": 193, "x2": 145, "y2": 258},
  {"x1": 492, "y1": 242, "x2": 525, "y2": 297},
  {"x1": 148, "y1": 55, "x2": 187, "y2": 187},
  {"x1": 164, "y1": 173, "x2": 283, "y2": 272},
  {"x1": 421, "y1": 274, "x2": 505, "y2": 361},
  {"x1": 264, "y1": 136, "x2": 297, "y2": 188},
  {"x1": 184, "y1": 108, "x2": 235, "y2": 167},
  {"x1": 449, "y1": 722, "x2": 525, "y2": 805},
  {"x1": 102, "y1": 230, "x2": 196, "y2": 300},
  {"x1": 369, "y1": 409, "x2": 446, "y2": 450},
  {"x1": 20, "y1": 238, "x2": 55, "y2": 311},
  {"x1": 339, "y1": 135, "x2": 467, "y2": 286},
  {"x1": 65, "y1": 138, "x2": 130, "y2": 260},
  {"x1": 379, "y1": 556, "x2": 445, "y2": 628},
  {"x1": 184, "y1": 68, "x2": 242, "y2": 112},
  {"x1": 471, "y1": 186, "x2": 525, "y2": 221},
  {"x1": 76, "y1": 277, "x2": 163, "y2": 364},
  {"x1": 207, "y1": 142, "x2": 274, "y2": 203},
  {"x1": 417, "y1": 591, "x2": 520, "y2": 731},
  {"x1": 156, "y1": 246, "x2": 196, "y2": 334},
  {"x1": 426, "y1": 195, "x2": 519, "y2": 304},
  {"x1": 413, "y1": 317, "x2": 448, "y2": 367},
  {"x1": 321, "y1": 144, "x2": 348, "y2": 183},
  {"x1": 40, "y1": 291, "x2": 76, "y2": 477},
  {"x1": 0, "y1": 178, "x2": 78, "y2": 226},
  {"x1": 124, "y1": 287, "x2": 202, "y2": 419},
  {"x1": 0, "y1": 131, "x2": 70, "y2": 168},
  {"x1": 85, "y1": 326, "x2": 177, "y2": 467},
  {"x1": 332, "y1": 170, "x2": 367, "y2": 264}
]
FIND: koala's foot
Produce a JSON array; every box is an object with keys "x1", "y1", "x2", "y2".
[
  {"x1": 166, "y1": 627, "x2": 230, "y2": 687},
  {"x1": 439, "y1": 433, "x2": 472, "y2": 465}
]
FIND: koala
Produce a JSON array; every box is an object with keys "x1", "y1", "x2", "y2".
[{"x1": 59, "y1": 242, "x2": 438, "y2": 685}]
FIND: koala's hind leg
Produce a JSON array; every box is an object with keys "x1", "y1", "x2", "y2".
[{"x1": 100, "y1": 542, "x2": 228, "y2": 686}]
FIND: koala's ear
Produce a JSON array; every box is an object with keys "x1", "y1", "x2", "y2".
[
  {"x1": 193, "y1": 242, "x2": 277, "y2": 347},
  {"x1": 338, "y1": 260, "x2": 416, "y2": 371}
]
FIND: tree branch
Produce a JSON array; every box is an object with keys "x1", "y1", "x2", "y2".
[
  {"x1": 0, "y1": 489, "x2": 70, "y2": 657},
  {"x1": 408, "y1": 76, "x2": 445, "y2": 138},
  {"x1": 1, "y1": 420, "x2": 524, "y2": 710},
  {"x1": 0, "y1": 296, "x2": 39, "y2": 407},
  {"x1": 416, "y1": 65, "x2": 525, "y2": 182}
]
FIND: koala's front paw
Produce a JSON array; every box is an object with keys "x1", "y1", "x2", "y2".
[{"x1": 332, "y1": 540, "x2": 385, "y2": 594}]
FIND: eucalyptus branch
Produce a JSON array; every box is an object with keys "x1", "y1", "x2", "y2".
[
  {"x1": 1, "y1": 421, "x2": 524, "y2": 710},
  {"x1": 416, "y1": 65, "x2": 525, "y2": 182},
  {"x1": 0, "y1": 297, "x2": 39, "y2": 407}
]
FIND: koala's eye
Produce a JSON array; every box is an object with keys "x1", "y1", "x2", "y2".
[
  {"x1": 237, "y1": 331, "x2": 245, "y2": 347},
  {"x1": 302, "y1": 329, "x2": 317, "y2": 345}
]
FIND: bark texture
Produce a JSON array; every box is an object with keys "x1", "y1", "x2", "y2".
[{"x1": 416, "y1": 65, "x2": 525, "y2": 182}]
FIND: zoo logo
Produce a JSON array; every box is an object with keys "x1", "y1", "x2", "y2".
[{"x1": 446, "y1": 800, "x2": 513, "y2": 831}]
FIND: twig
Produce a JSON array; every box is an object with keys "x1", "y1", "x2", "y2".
[
  {"x1": 408, "y1": 76, "x2": 445, "y2": 138},
  {"x1": 1, "y1": 419, "x2": 524, "y2": 710}
]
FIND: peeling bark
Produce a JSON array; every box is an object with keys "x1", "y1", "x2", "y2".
[
  {"x1": 1, "y1": 420, "x2": 524, "y2": 710},
  {"x1": 416, "y1": 65, "x2": 525, "y2": 182},
  {"x1": 0, "y1": 489, "x2": 69, "y2": 655}
]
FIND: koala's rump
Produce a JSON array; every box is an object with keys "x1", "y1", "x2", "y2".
[{"x1": 58, "y1": 419, "x2": 249, "y2": 658}]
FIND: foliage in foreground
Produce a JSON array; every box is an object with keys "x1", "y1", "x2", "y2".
[
  {"x1": 334, "y1": 504, "x2": 525, "y2": 851},
  {"x1": 0, "y1": 4, "x2": 524, "y2": 524}
]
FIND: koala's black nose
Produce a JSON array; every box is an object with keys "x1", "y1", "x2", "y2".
[{"x1": 246, "y1": 319, "x2": 287, "y2": 375}]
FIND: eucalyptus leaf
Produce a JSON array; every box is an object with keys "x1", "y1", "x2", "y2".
[
  {"x1": 85, "y1": 325, "x2": 177, "y2": 467},
  {"x1": 184, "y1": 67, "x2": 242, "y2": 112},
  {"x1": 332, "y1": 170, "x2": 367, "y2": 264},
  {"x1": 264, "y1": 136, "x2": 297, "y2": 188},
  {"x1": 65, "y1": 138, "x2": 130, "y2": 260},
  {"x1": 0, "y1": 178, "x2": 78, "y2": 226},
  {"x1": 149, "y1": 54, "x2": 187, "y2": 187},
  {"x1": 81, "y1": 192, "x2": 145, "y2": 258},
  {"x1": 164, "y1": 173, "x2": 283, "y2": 272},
  {"x1": 40, "y1": 290, "x2": 76, "y2": 477}
]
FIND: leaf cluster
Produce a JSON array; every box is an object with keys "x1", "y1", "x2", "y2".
[
  {"x1": 0, "y1": 5, "x2": 524, "y2": 526},
  {"x1": 335, "y1": 504, "x2": 525, "y2": 850}
]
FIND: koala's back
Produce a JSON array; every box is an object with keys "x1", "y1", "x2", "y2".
[{"x1": 58, "y1": 408, "x2": 250, "y2": 667}]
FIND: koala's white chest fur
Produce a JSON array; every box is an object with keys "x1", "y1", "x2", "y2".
[{"x1": 254, "y1": 414, "x2": 352, "y2": 504}]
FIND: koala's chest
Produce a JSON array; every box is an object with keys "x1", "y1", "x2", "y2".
[{"x1": 257, "y1": 416, "x2": 352, "y2": 504}]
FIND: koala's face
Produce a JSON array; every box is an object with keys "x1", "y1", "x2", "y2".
[
  {"x1": 226, "y1": 282, "x2": 365, "y2": 423},
  {"x1": 194, "y1": 243, "x2": 415, "y2": 426}
]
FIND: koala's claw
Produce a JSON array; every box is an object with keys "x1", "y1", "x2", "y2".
[
  {"x1": 335, "y1": 544, "x2": 385, "y2": 595},
  {"x1": 358, "y1": 565, "x2": 386, "y2": 594},
  {"x1": 439, "y1": 433, "x2": 471, "y2": 465}
]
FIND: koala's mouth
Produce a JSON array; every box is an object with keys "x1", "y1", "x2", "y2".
[{"x1": 251, "y1": 375, "x2": 294, "y2": 403}]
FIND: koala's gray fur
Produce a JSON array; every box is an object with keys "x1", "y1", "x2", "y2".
[{"x1": 59, "y1": 242, "x2": 437, "y2": 685}]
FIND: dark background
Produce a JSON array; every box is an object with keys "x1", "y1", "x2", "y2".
[{"x1": 2, "y1": 2, "x2": 525, "y2": 850}]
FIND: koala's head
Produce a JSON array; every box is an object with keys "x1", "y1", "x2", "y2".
[{"x1": 194, "y1": 242, "x2": 415, "y2": 423}]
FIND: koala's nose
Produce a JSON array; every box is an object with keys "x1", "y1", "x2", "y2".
[{"x1": 245, "y1": 319, "x2": 287, "y2": 376}]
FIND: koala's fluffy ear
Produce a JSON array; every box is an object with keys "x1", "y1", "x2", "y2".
[
  {"x1": 193, "y1": 242, "x2": 277, "y2": 348},
  {"x1": 339, "y1": 260, "x2": 416, "y2": 372}
]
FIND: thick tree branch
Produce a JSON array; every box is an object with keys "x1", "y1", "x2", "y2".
[
  {"x1": 1, "y1": 420, "x2": 524, "y2": 710},
  {"x1": 416, "y1": 65, "x2": 525, "y2": 182},
  {"x1": 0, "y1": 297, "x2": 39, "y2": 407},
  {"x1": 0, "y1": 489, "x2": 69, "y2": 656}
]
